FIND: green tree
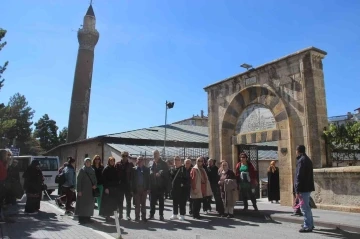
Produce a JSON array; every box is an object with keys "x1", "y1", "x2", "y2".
[
  {"x1": 5, "y1": 93, "x2": 35, "y2": 153},
  {"x1": 0, "y1": 28, "x2": 9, "y2": 91},
  {"x1": 0, "y1": 28, "x2": 16, "y2": 147},
  {"x1": 34, "y1": 114, "x2": 59, "y2": 152},
  {"x1": 324, "y1": 122, "x2": 359, "y2": 166},
  {"x1": 0, "y1": 104, "x2": 16, "y2": 140},
  {"x1": 58, "y1": 127, "x2": 68, "y2": 145},
  {"x1": 25, "y1": 134, "x2": 43, "y2": 156}
]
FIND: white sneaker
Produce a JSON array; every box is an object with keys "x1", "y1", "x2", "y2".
[
  {"x1": 170, "y1": 214, "x2": 178, "y2": 220},
  {"x1": 179, "y1": 215, "x2": 185, "y2": 221}
]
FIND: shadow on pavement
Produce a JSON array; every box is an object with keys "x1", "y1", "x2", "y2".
[
  {"x1": 1, "y1": 209, "x2": 69, "y2": 239},
  {"x1": 313, "y1": 228, "x2": 360, "y2": 239},
  {"x1": 81, "y1": 202, "x2": 284, "y2": 236}
]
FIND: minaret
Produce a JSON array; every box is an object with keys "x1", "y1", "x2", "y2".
[{"x1": 67, "y1": 3, "x2": 99, "y2": 143}]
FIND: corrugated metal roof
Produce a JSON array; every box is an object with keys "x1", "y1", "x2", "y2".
[
  {"x1": 107, "y1": 124, "x2": 209, "y2": 143},
  {"x1": 107, "y1": 143, "x2": 277, "y2": 160},
  {"x1": 107, "y1": 143, "x2": 208, "y2": 158},
  {"x1": 105, "y1": 123, "x2": 279, "y2": 160},
  {"x1": 328, "y1": 115, "x2": 349, "y2": 122}
]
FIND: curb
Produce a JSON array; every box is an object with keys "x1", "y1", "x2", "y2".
[{"x1": 269, "y1": 214, "x2": 360, "y2": 233}]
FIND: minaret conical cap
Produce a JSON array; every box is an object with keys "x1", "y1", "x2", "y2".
[{"x1": 86, "y1": 4, "x2": 95, "y2": 17}]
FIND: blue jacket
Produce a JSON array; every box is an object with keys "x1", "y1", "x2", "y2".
[
  {"x1": 294, "y1": 153, "x2": 315, "y2": 193},
  {"x1": 63, "y1": 165, "x2": 76, "y2": 188}
]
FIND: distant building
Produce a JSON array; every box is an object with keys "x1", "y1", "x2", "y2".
[
  {"x1": 173, "y1": 110, "x2": 208, "y2": 127},
  {"x1": 328, "y1": 108, "x2": 360, "y2": 125},
  {"x1": 46, "y1": 124, "x2": 209, "y2": 170},
  {"x1": 353, "y1": 108, "x2": 360, "y2": 121}
]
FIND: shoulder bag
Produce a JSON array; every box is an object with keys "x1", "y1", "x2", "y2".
[
  {"x1": 171, "y1": 167, "x2": 182, "y2": 188},
  {"x1": 85, "y1": 171, "x2": 100, "y2": 197}
]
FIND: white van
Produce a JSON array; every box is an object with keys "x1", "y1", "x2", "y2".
[{"x1": 12, "y1": 155, "x2": 60, "y2": 194}]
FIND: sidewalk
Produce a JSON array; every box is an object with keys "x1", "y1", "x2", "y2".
[
  {"x1": 234, "y1": 198, "x2": 360, "y2": 233},
  {"x1": 0, "y1": 201, "x2": 115, "y2": 239}
]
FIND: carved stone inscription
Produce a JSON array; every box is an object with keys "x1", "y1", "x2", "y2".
[{"x1": 236, "y1": 104, "x2": 276, "y2": 134}]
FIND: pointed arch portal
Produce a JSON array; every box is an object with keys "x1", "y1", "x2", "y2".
[{"x1": 205, "y1": 47, "x2": 328, "y2": 206}]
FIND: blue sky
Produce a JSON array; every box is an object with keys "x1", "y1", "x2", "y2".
[{"x1": 1, "y1": 0, "x2": 359, "y2": 137}]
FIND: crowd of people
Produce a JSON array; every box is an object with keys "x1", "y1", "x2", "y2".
[
  {"x1": 54, "y1": 150, "x2": 261, "y2": 224},
  {"x1": 0, "y1": 144, "x2": 315, "y2": 233}
]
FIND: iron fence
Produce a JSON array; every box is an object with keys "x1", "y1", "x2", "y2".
[{"x1": 127, "y1": 147, "x2": 208, "y2": 166}]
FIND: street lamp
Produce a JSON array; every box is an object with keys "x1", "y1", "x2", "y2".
[
  {"x1": 240, "y1": 63, "x2": 254, "y2": 70},
  {"x1": 163, "y1": 101, "x2": 175, "y2": 158}
]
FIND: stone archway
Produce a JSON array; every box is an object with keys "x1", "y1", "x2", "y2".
[
  {"x1": 221, "y1": 86, "x2": 292, "y2": 204},
  {"x1": 204, "y1": 47, "x2": 328, "y2": 206}
]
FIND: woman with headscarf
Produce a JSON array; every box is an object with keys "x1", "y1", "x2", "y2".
[
  {"x1": 23, "y1": 160, "x2": 44, "y2": 213},
  {"x1": 267, "y1": 161, "x2": 280, "y2": 203},
  {"x1": 75, "y1": 158, "x2": 97, "y2": 224}
]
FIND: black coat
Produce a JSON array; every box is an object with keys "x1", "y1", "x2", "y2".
[
  {"x1": 100, "y1": 165, "x2": 118, "y2": 216},
  {"x1": 115, "y1": 160, "x2": 134, "y2": 191},
  {"x1": 294, "y1": 154, "x2": 315, "y2": 193},
  {"x1": 102, "y1": 165, "x2": 119, "y2": 190},
  {"x1": 206, "y1": 165, "x2": 219, "y2": 185},
  {"x1": 93, "y1": 165, "x2": 104, "y2": 185},
  {"x1": 131, "y1": 166, "x2": 150, "y2": 193},
  {"x1": 23, "y1": 166, "x2": 43, "y2": 194},
  {"x1": 170, "y1": 166, "x2": 188, "y2": 196},
  {"x1": 149, "y1": 160, "x2": 169, "y2": 192},
  {"x1": 267, "y1": 167, "x2": 280, "y2": 201}
]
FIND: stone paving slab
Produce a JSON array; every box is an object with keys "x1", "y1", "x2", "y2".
[{"x1": 0, "y1": 202, "x2": 115, "y2": 239}]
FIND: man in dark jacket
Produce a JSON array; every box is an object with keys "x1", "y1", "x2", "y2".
[
  {"x1": 148, "y1": 150, "x2": 169, "y2": 221},
  {"x1": 207, "y1": 158, "x2": 224, "y2": 215},
  {"x1": 115, "y1": 151, "x2": 134, "y2": 220},
  {"x1": 294, "y1": 145, "x2": 315, "y2": 233},
  {"x1": 131, "y1": 156, "x2": 150, "y2": 222}
]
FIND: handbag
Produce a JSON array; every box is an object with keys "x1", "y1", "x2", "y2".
[{"x1": 85, "y1": 171, "x2": 100, "y2": 197}]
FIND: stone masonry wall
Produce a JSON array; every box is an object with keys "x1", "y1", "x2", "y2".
[{"x1": 313, "y1": 166, "x2": 360, "y2": 213}]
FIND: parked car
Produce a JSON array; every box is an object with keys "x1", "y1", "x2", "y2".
[{"x1": 10, "y1": 156, "x2": 60, "y2": 195}]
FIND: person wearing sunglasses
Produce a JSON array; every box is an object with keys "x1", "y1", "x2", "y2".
[
  {"x1": 235, "y1": 153, "x2": 258, "y2": 211},
  {"x1": 115, "y1": 151, "x2": 134, "y2": 221},
  {"x1": 190, "y1": 157, "x2": 213, "y2": 219}
]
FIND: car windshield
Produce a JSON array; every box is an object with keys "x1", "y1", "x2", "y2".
[{"x1": 34, "y1": 157, "x2": 58, "y2": 171}]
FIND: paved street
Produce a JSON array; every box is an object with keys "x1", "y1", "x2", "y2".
[
  {"x1": 1, "y1": 197, "x2": 359, "y2": 239},
  {"x1": 100, "y1": 200, "x2": 359, "y2": 239}
]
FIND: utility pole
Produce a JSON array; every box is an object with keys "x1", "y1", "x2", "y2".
[{"x1": 163, "y1": 100, "x2": 175, "y2": 159}]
